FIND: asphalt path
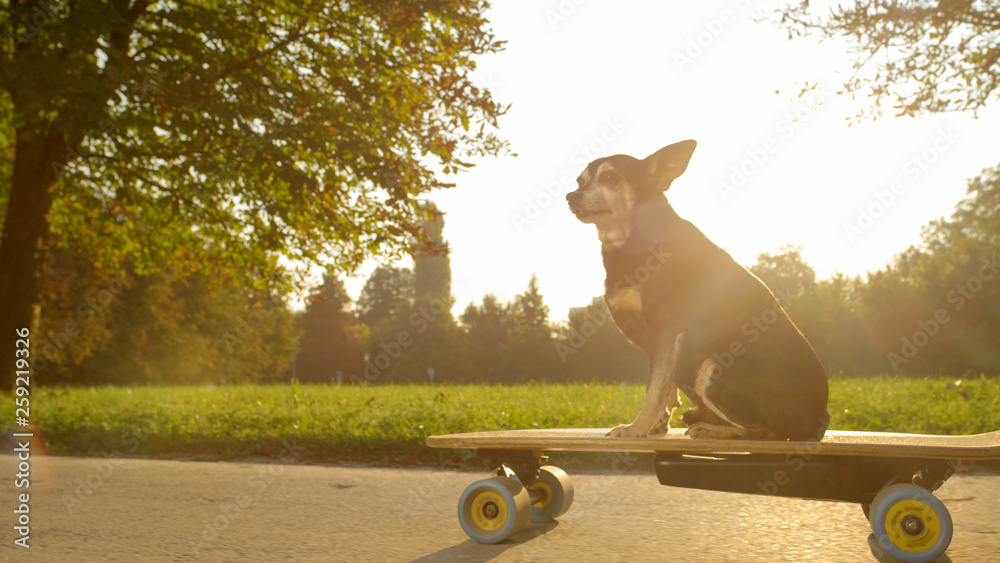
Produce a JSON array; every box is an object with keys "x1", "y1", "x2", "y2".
[{"x1": 1, "y1": 454, "x2": 998, "y2": 562}]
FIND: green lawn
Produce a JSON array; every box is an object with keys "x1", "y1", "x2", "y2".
[{"x1": 23, "y1": 376, "x2": 1000, "y2": 467}]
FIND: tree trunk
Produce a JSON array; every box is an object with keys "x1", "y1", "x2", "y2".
[{"x1": 0, "y1": 126, "x2": 64, "y2": 390}]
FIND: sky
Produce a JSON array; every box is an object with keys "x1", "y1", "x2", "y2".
[{"x1": 342, "y1": 0, "x2": 1000, "y2": 322}]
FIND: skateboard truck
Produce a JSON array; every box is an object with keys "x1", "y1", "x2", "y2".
[{"x1": 477, "y1": 448, "x2": 546, "y2": 485}]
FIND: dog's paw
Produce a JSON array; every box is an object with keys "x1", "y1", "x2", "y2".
[
  {"x1": 686, "y1": 423, "x2": 768, "y2": 440},
  {"x1": 648, "y1": 415, "x2": 671, "y2": 436},
  {"x1": 607, "y1": 423, "x2": 645, "y2": 438},
  {"x1": 685, "y1": 423, "x2": 719, "y2": 440},
  {"x1": 647, "y1": 421, "x2": 668, "y2": 436}
]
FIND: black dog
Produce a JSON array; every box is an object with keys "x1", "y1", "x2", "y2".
[{"x1": 566, "y1": 140, "x2": 829, "y2": 441}]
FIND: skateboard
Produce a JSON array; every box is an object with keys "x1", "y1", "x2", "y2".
[{"x1": 426, "y1": 428, "x2": 1000, "y2": 562}]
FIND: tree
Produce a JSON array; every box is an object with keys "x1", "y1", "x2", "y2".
[
  {"x1": 352, "y1": 206, "x2": 458, "y2": 384},
  {"x1": 355, "y1": 265, "x2": 415, "y2": 328},
  {"x1": 0, "y1": 1, "x2": 507, "y2": 389},
  {"x1": 451, "y1": 276, "x2": 562, "y2": 383},
  {"x1": 295, "y1": 275, "x2": 363, "y2": 383},
  {"x1": 857, "y1": 265, "x2": 926, "y2": 373},
  {"x1": 557, "y1": 297, "x2": 646, "y2": 384},
  {"x1": 394, "y1": 205, "x2": 458, "y2": 382},
  {"x1": 34, "y1": 244, "x2": 120, "y2": 382},
  {"x1": 948, "y1": 164, "x2": 1000, "y2": 247},
  {"x1": 749, "y1": 245, "x2": 817, "y2": 302},
  {"x1": 460, "y1": 294, "x2": 513, "y2": 383},
  {"x1": 36, "y1": 244, "x2": 300, "y2": 385},
  {"x1": 772, "y1": 1, "x2": 1000, "y2": 118},
  {"x1": 506, "y1": 274, "x2": 561, "y2": 382},
  {"x1": 866, "y1": 163, "x2": 1000, "y2": 375},
  {"x1": 810, "y1": 273, "x2": 884, "y2": 376},
  {"x1": 749, "y1": 245, "x2": 827, "y2": 356},
  {"x1": 512, "y1": 274, "x2": 549, "y2": 330},
  {"x1": 747, "y1": 246, "x2": 888, "y2": 376},
  {"x1": 394, "y1": 293, "x2": 463, "y2": 383},
  {"x1": 355, "y1": 293, "x2": 460, "y2": 384}
]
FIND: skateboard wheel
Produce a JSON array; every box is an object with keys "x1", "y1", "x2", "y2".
[
  {"x1": 869, "y1": 484, "x2": 953, "y2": 563},
  {"x1": 528, "y1": 466, "x2": 575, "y2": 522},
  {"x1": 458, "y1": 476, "x2": 531, "y2": 544}
]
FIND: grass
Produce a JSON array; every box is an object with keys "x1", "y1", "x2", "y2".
[{"x1": 22, "y1": 375, "x2": 1000, "y2": 468}]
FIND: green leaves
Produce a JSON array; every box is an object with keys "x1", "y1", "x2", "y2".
[
  {"x1": 771, "y1": 0, "x2": 1000, "y2": 119},
  {"x1": 3, "y1": 0, "x2": 509, "y2": 295}
]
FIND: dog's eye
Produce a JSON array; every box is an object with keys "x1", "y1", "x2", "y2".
[{"x1": 600, "y1": 171, "x2": 620, "y2": 185}]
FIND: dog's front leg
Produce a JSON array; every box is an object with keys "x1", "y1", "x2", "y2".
[{"x1": 608, "y1": 332, "x2": 684, "y2": 438}]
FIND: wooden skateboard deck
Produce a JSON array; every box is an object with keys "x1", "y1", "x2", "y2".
[
  {"x1": 427, "y1": 427, "x2": 1000, "y2": 460},
  {"x1": 432, "y1": 428, "x2": 1000, "y2": 559}
]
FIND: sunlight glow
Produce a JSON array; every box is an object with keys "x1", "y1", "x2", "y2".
[{"x1": 342, "y1": 1, "x2": 1000, "y2": 322}]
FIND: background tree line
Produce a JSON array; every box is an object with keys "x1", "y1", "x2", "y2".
[
  {"x1": 32, "y1": 163, "x2": 1000, "y2": 385},
  {"x1": 5, "y1": 1, "x2": 998, "y2": 388},
  {"x1": 0, "y1": 0, "x2": 508, "y2": 389}
]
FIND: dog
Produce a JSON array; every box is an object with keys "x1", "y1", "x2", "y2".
[{"x1": 565, "y1": 140, "x2": 829, "y2": 441}]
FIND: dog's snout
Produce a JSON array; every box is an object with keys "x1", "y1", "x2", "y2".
[{"x1": 566, "y1": 191, "x2": 582, "y2": 206}]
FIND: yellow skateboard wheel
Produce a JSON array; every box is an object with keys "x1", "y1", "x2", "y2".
[
  {"x1": 528, "y1": 466, "x2": 575, "y2": 522},
  {"x1": 458, "y1": 476, "x2": 530, "y2": 544},
  {"x1": 869, "y1": 483, "x2": 953, "y2": 563}
]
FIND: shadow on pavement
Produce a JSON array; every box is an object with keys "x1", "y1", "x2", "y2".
[{"x1": 410, "y1": 521, "x2": 559, "y2": 563}]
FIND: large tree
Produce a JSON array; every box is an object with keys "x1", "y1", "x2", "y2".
[
  {"x1": 0, "y1": 1, "x2": 507, "y2": 388},
  {"x1": 773, "y1": 0, "x2": 1000, "y2": 118}
]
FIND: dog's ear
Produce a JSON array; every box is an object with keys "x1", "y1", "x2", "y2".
[{"x1": 643, "y1": 140, "x2": 697, "y2": 191}]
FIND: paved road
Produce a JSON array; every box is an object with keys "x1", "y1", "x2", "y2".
[{"x1": 1, "y1": 454, "x2": 998, "y2": 562}]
